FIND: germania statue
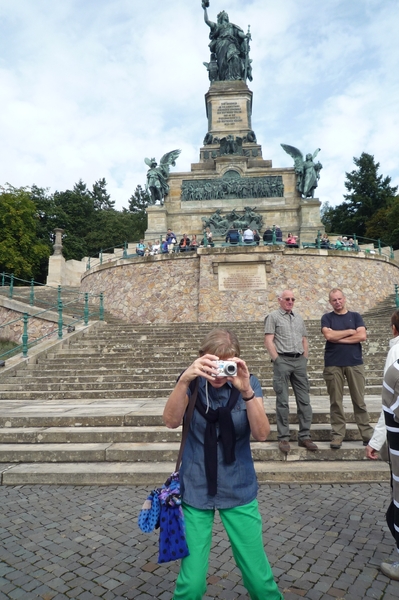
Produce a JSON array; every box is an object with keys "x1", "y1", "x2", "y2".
[{"x1": 201, "y1": 1, "x2": 252, "y2": 82}]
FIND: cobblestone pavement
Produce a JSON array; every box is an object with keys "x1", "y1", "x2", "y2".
[{"x1": 0, "y1": 483, "x2": 398, "y2": 600}]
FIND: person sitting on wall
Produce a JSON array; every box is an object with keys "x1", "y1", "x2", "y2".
[
  {"x1": 161, "y1": 238, "x2": 169, "y2": 254},
  {"x1": 179, "y1": 233, "x2": 191, "y2": 252},
  {"x1": 335, "y1": 236, "x2": 344, "y2": 249},
  {"x1": 320, "y1": 233, "x2": 330, "y2": 249},
  {"x1": 205, "y1": 227, "x2": 214, "y2": 247},
  {"x1": 136, "y1": 240, "x2": 145, "y2": 256},
  {"x1": 253, "y1": 229, "x2": 260, "y2": 245},
  {"x1": 144, "y1": 242, "x2": 153, "y2": 256},
  {"x1": 166, "y1": 229, "x2": 177, "y2": 253},
  {"x1": 226, "y1": 227, "x2": 240, "y2": 244},
  {"x1": 285, "y1": 233, "x2": 299, "y2": 248},
  {"x1": 263, "y1": 228, "x2": 273, "y2": 243},
  {"x1": 152, "y1": 240, "x2": 160, "y2": 255},
  {"x1": 190, "y1": 234, "x2": 199, "y2": 251},
  {"x1": 243, "y1": 227, "x2": 254, "y2": 243}
]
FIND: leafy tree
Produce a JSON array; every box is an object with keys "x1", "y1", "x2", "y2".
[
  {"x1": 52, "y1": 180, "x2": 96, "y2": 261},
  {"x1": 127, "y1": 184, "x2": 152, "y2": 236},
  {"x1": 91, "y1": 178, "x2": 115, "y2": 211},
  {"x1": 0, "y1": 185, "x2": 50, "y2": 280},
  {"x1": 365, "y1": 198, "x2": 399, "y2": 249},
  {"x1": 322, "y1": 153, "x2": 398, "y2": 239},
  {"x1": 29, "y1": 185, "x2": 58, "y2": 281}
]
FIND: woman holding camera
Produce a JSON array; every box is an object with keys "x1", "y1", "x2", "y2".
[{"x1": 163, "y1": 328, "x2": 283, "y2": 600}]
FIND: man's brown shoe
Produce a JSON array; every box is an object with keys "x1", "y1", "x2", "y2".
[
  {"x1": 298, "y1": 438, "x2": 318, "y2": 451},
  {"x1": 278, "y1": 440, "x2": 290, "y2": 454},
  {"x1": 330, "y1": 439, "x2": 342, "y2": 450}
]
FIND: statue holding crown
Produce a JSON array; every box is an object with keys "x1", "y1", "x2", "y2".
[{"x1": 201, "y1": 1, "x2": 252, "y2": 82}]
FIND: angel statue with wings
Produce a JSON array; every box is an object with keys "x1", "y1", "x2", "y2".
[
  {"x1": 144, "y1": 150, "x2": 181, "y2": 205},
  {"x1": 281, "y1": 144, "x2": 323, "y2": 198}
]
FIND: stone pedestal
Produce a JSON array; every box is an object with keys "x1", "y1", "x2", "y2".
[
  {"x1": 205, "y1": 80, "x2": 254, "y2": 139},
  {"x1": 145, "y1": 206, "x2": 167, "y2": 242}
]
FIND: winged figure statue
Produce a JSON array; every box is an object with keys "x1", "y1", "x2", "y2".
[
  {"x1": 281, "y1": 144, "x2": 322, "y2": 198},
  {"x1": 144, "y1": 149, "x2": 181, "y2": 205}
]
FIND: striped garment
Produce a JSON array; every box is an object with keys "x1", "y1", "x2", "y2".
[{"x1": 382, "y1": 359, "x2": 399, "y2": 551}]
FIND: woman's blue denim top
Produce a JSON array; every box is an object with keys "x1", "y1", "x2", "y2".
[{"x1": 180, "y1": 375, "x2": 261, "y2": 510}]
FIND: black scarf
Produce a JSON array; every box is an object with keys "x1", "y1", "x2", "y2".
[{"x1": 195, "y1": 382, "x2": 240, "y2": 496}]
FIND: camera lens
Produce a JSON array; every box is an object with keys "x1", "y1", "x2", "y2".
[{"x1": 225, "y1": 364, "x2": 236, "y2": 375}]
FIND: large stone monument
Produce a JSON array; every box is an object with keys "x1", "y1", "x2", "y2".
[{"x1": 145, "y1": 2, "x2": 323, "y2": 242}]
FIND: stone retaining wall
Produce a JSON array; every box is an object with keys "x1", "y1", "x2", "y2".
[
  {"x1": 0, "y1": 307, "x2": 58, "y2": 344},
  {"x1": 80, "y1": 248, "x2": 399, "y2": 323}
]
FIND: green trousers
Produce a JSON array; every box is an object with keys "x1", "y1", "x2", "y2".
[{"x1": 173, "y1": 499, "x2": 284, "y2": 600}]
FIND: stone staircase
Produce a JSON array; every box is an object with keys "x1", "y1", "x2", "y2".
[{"x1": 0, "y1": 295, "x2": 396, "y2": 485}]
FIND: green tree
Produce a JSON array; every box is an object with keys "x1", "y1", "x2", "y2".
[
  {"x1": 321, "y1": 153, "x2": 397, "y2": 239},
  {"x1": 0, "y1": 185, "x2": 50, "y2": 279},
  {"x1": 52, "y1": 180, "x2": 96, "y2": 261},
  {"x1": 91, "y1": 178, "x2": 115, "y2": 211},
  {"x1": 127, "y1": 184, "x2": 152, "y2": 236}
]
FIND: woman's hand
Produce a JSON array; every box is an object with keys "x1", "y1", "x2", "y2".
[
  {"x1": 179, "y1": 354, "x2": 220, "y2": 386},
  {"x1": 164, "y1": 354, "x2": 219, "y2": 428},
  {"x1": 227, "y1": 358, "x2": 252, "y2": 396}
]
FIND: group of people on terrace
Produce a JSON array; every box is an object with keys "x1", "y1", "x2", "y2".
[
  {"x1": 319, "y1": 233, "x2": 357, "y2": 249},
  {"x1": 135, "y1": 226, "x2": 365, "y2": 257},
  {"x1": 136, "y1": 229, "x2": 213, "y2": 256}
]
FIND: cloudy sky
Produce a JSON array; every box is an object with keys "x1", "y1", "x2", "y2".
[{"x1": 0, "y1": 0, "x2": 398, "y2": 210}]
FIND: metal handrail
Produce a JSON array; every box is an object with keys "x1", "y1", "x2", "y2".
[{"x1": 0, "y1": 274, "x2": 104, "y2": 361}]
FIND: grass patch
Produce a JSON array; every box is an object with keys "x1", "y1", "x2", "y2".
[{"x1": 0, "y1": 339, "x2": 20, "y2": 360}]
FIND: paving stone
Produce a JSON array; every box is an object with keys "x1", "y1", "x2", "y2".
[{"x1": 0, "y1": 482, "x2": 398, "y2": 598}]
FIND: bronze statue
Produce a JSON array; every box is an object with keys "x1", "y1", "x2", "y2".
[
  {"x1": 281, "y1": 144, "x2": 322, "y2": 198},
  {"x1": 202, "y1": 1, "x2": 252, "y2": 82},
  {"x1": 144, "y1": 150, "x2": 181, "y2": 205},
  {"x1": 202, "y1": 207, "x2": 263, "y2": 236}
]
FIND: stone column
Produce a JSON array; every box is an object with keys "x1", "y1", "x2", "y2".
[{"x1": 53, "y1": 228, "x2": 64, "y2": 256}]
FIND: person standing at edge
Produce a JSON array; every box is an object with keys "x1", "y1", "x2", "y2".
[
  {"x1": 379, "y1": 358, "x2": 399, "y2": 580},
  {"x1": 264, "y1": 290, "x2": 318, "y2": 454},
  {"x1": 366, "y1": 309, "x2": 399, "y2": 462},
  {"x1": 321, "y1": 288, "x2": 374, "y2": 449},
  {"x1": 164, "y1": 328, "x2": 284, "y2": 600}
]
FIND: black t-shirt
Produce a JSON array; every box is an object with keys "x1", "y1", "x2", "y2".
[{"x1": 321, "y1": 311, "x2": 365, "y2": 367}]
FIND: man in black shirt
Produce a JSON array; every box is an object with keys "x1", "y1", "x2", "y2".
[{"x1": 321, "y1": 288, "x2": 374, "y2": 449}]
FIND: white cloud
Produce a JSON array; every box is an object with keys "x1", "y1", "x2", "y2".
[{"x1": 0, "y1": 0, "x2": 398, "y2": 211}]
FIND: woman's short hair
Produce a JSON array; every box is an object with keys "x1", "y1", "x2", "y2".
[
  {"x1": 391, "y1": 310, "x2": 399, "y2": 333},
  {"x1": 199, "y1": 329, "x2": 240, "y2": 358}
]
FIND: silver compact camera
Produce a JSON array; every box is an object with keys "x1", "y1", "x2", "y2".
[{"x1": 213, "y1": 360, "x2": 237, "y2": 377}]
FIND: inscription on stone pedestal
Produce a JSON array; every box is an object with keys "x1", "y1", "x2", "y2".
[
  {"x1": 216, "y1": 101, "x2": 243, "y2": 126},
  {"x1": 218, "y1": 264, "x2": 266, "y2": 292}
]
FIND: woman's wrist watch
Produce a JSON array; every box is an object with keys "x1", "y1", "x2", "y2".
[{"x1": 242, "y1": 391, "x2": 255, "y2": 402}]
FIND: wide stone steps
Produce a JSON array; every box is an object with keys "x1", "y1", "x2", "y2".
[
  {"x1": 0, "y1": 423, "x2": 379, "y2": 445},
  {"x1": 0, "y1": 385, "x2": 385, "y2": 400},
  {"x1": 0, "y1": 374, "x2": 385, "y2": 389},
  {"x1": 0, "y1": 292, "x2": 396, "y2": 485},
  {"x1": 0, "y1": 395, "x2": 389, "y2": 485},
  {"x1": 0, "y1": 441, "x2": 380, "y2": 464},
  {"x1": 0, "y1": 459, "x2": 389, "y2": 486}
]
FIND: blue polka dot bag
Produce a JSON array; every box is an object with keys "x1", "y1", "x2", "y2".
[
  {"x1": 157, "y1": 472, "x2": 189, "y2": 563},
  {"x1": 137, "y1": 379, "x2": 198, "y2": 563},
  {"x1": 137, "y1": 489, "x2": 161, "y2": 534}
]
